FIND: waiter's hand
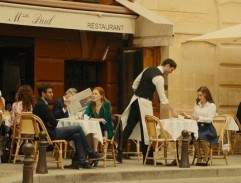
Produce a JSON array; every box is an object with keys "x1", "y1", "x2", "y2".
[{"x1": 169, "y1": 105, "x2": 178, "y2": 118}]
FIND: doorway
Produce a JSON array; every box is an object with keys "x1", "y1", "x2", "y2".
[
  {"x1": 0, "y1": 36, "x2": 34, "y2": 106},
  {"x1": 117, "y1": 48, "x2": 143, "y2": 113}
]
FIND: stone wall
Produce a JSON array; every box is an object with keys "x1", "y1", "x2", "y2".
[{"x1": 136, "y1": 0, "x2": 241, "y2": 116}]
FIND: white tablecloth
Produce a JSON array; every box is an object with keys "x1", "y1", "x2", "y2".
[
  {"x1": 57, "y1": 117, "x2": 103, "y2": 144},
  {"x1": 160, "y1": 118, "x2": 198, "y2": 140},
  {"x1": 225, "y1": 116, "x2": 239, "y2": 131}
]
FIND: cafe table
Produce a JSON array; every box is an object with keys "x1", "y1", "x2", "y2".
[
  {"x1": 57, "y1": 117, "x2": 103, "y2": 144},
  {"x1": 160, "y1": 118, "x2": 198, "y2": 140}
]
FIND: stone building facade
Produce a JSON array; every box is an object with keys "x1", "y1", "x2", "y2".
[{"x1": 137, "y1": 0, "x2": 241, "y2": 115}]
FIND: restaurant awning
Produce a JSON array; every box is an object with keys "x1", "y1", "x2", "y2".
[
  {"x1": 116, "y1": 0, "x2": 174, "y2": 47},
  {"x1": 0, "y1": 0, "x2": 174, "y2": 47},
  {"x1": 187, "y1": 24, "x2": 241, "y2": 44},
  {"x1": 0, "y1": 2, "x2": 136, "y2": 34}
]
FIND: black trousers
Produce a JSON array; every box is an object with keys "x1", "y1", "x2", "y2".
[{"x1": 120, "y1": 99, "x2": 153, "y2": 163}]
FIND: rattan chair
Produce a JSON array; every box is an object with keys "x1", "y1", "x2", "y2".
[
  {"x1": 99, "y1": 114, "x2": 122, "y2": 167},
  {"x1": 219, "y1": 113, "x2": 241, "y2": 154},
  {"x1": 9, "y1": 112, "x2": 39, "y2": 163},
  {"x1": 33, "y1": 114, "x2": 67, "y2": 169},
  {"x1": 210, "y1": 115, "x2": 229, "y2": 165},
  {"x1": 144, "y1": 115, "x2": 179, "y2": 166}
]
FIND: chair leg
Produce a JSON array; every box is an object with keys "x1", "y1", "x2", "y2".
[
  {"x1": 58, "y1": 143, "x2": 64, "y2": 169},
  {"x1": 8, "y1": 138, "x2": 15, "y2": 163},
  {"x1": 102, "y1": 141, "x2": 108, "y2": 168},
  {"x1": 111, "y1": 142, "x2": 116, "y2": 167},
  {"x1": 143, "y1": 143, "x2": 151, "y2": 165},
  {"x1": 63, "y1": 141, "x2": 68, "y2": 159},
  {"x1": 136, "y1": 140, "x2": 141, "y2": 161},
  {"x1": 174, "y1": 142, "x2": 179, "y2": 166},
  {"x1": 13, "y1": 139, "x2": 22, "y2": 164},
  {"x1": 154, "y1": 141, "x2": 159, "y2": 166}
]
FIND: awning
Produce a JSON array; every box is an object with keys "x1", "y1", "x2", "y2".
[
  {"x1": 0, "y1": 1, "x2": 174, "y2": 47},
  {"x1": 0, "y1": 2, "x2": 136, "y2": 34},
  {"x1": 116, "y1": 0, "x2": 174, "y2": 47},
  {"x1": 187, "y1": 24, "x2": 241, "y2": 44}
]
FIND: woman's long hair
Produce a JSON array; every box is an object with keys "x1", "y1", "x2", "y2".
[
  {"x1": 15, "y1": 84, "x2": 34, "y2": 111},
  {"x1": 196, "y1": 86, "x2": 214, "y2": 104}
]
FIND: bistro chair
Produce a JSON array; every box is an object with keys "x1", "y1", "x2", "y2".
[
  {"x1": 9, "y1": 112, "x2": 39, "y2": 163},
  {"x1": 33, "y1": 114, "x2": 67, "y2": 169},
  {"x1": 144, "y1": 115, "x2": 179, "y2": 166},
  {"x1": 99, "y1": 114, "x2": 122, "y2": 167},
  {"x1": 210, "y1": 115, "x2": 229, "y2": 165},
  {"x1": 123, "y1": 139, "x2": 141, "y2": 161},
  {"x1": 220, "y1": 113, "x2": 241, "y2": 154},
  {"x1": 192, "y1": 115, "x2": 228, "y2": 165}
]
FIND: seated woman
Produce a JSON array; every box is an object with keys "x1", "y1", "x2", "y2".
[
  {"x1": 7, "y1": 85, "x2": 34, "y2": 134},
  {"x1": 190, "y1": 86, "x2": 218, "y2": 166},
  {"x1": 84, "y1": 87, "x2": 113, "y2": 153}
]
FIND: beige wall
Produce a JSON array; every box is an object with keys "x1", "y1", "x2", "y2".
[{"x1": 136, "y1": 0, "x2": 241, "y2": 115}]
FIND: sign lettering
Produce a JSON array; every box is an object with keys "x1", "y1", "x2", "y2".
[
  {"x1": 9, "y1": 12, "x2": 55, "y2": 25},
  {"x1": 87, "y1": 23, "x2": 124, "y2": 32}
]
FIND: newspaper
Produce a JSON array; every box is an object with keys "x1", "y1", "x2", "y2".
[{"x1": 68, "y1": 88, "x2": 92, "y2": 115}]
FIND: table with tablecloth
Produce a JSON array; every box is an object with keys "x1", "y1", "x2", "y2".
[
  {"x1": 57, "y1": 117, "x2": 103, "y2": 144},
  {"x1": 160, "y1": 118, "x2": 198, "y2": 140}
]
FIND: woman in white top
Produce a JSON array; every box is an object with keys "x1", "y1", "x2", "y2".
[{"x1": 190, "y1": 86, "x2": 218, "y2": 166}]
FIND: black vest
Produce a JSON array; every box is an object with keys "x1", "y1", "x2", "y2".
[{"x1": 134, "y1": 67, "x2": 163, "y2": 100}]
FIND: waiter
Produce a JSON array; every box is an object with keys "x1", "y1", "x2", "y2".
[{"x1": 117, "y1": 58, "x2": 178, "y2": 164}]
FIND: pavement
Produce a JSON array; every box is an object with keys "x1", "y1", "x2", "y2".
[{"x1": 1, "y1": 153, "x2": 241, "y2": 183}]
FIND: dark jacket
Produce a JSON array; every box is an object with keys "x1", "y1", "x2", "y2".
[
  {"x1": 33, "y1": 98, "x2": 57, "y2": 139},
  {"x1": 53, "y1": 97, "x2": 69, "y2": 119}
]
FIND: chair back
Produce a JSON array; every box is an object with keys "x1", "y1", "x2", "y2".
[
  {"x1": 0, "y1": 97, "x2": 5, "y2": 113},
  {"x1": 232, "y1": 115, "x2": 241, "y2": 131},
  {"x1": 145, "y1": 115, "x2": 159, "y2": 140},
  {"x1": 19, "y1": 113, "x2": 38, "y2": 135},
  {"x1": 145, "y1": 115, "x2": 170, "y2": 140},
  {"x1": 213, "y1": 115, "x2": 228, "y2": 143},
  {"x1": 13, "y1": 113, "x2": 39, "y2": 138},
  {"x1": 32, "y1": 114, "x2": 53, "y2": 144},
  {"x1": 112, "y1": 114, "x2": 122, "y2": 142}
]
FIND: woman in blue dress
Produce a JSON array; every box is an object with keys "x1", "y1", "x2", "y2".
[{"x1": 190, "y1": 86, "x2": 218, "y2": 166}]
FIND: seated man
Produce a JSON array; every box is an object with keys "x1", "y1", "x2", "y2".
[
  {"x1": 53, "y1": 88, "x2": 78, "y2": 119},
  {"x1": 33, "y1": 83, "x2": 103, "y2": 169}
]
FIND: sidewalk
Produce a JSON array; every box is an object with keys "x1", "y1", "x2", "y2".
[{"x1": 1, "y1": 154, "x2": 241, "y2": 183}]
